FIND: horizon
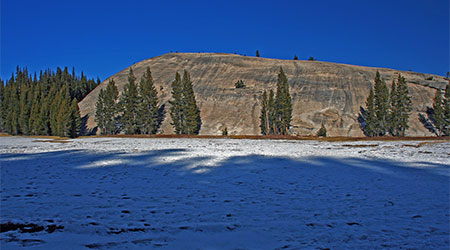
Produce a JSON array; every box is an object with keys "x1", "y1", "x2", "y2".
[{"x1": 1, "y1": 0, "x2": 449, "y2": 82}]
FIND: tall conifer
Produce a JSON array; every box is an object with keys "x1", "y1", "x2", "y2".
[
  {"x1": 104, "y1": 79, "x2": 119, "y2": 135},
  {"x1": 120, "y1": 68, "x2": 140, "y2": 134},
  {"x1": 138, "y1": 67, "x2": 159, "y2": 134},
  {"x1": 364, "y1": 87, "x2": 376, "y2": 136},
  {"x1": 274, "y1": 67, "x2": 292, "y2": 135},
  {"x1": 431, "y1": 89, "x2": 444, "y2": 136},
  {"x1": 259, "y1": 90, "x2": 268, "y2": 135},
  {"x1": 373, "y1": 71, "x2": 389, "y2": 136},
  {"x1": 394, "y1": 75, "x2": 412, "y2": 136},
  {"x1": 95, "y1": 89, "x2": 106, "y2": 134},
  {"x1": 442, "y1": 83, "x2": 450, "y2": 135},
  {"x1": 169, "y1": 72, "x2": 184, "y2": 134},
  {"x1": 69, "y1": 99, "x2": 81, "y2": 138},
  {"x1": 181, "y1": 70, "x2": 201, "y2": 134}
]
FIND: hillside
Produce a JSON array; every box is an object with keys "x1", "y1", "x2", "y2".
[{"x1": 79, "y1": 53, "x2": 448, "y2": 136}]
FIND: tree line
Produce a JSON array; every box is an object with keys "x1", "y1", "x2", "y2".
[
  {"x1": 419, "y1": 84, "x2": 450, "y2": 136},
  {"x1": 259, "y1": 68, "x2": 293, "y2": 135},
  {"x1": 359, "y1": 71, "x2": 412, "y2": 136},
  {"x1": 0, "y1": 67, "x2": 99, "y2": 137},
  {"x1": 95, "y1": 67, "x2": 201, "y2": 135}
]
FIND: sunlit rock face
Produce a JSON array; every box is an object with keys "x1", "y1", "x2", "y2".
[{"x1": 79, "y1": 53, "x2": 447, "y2": 136}]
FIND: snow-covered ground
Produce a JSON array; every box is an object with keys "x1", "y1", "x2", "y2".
[{"x1": 1, "y1": 137, "x2": 449, "y2": 249}]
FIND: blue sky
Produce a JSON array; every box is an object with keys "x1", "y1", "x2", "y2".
[{"x1": 1, "y1": 0, "x2": 448, "y2": 81}]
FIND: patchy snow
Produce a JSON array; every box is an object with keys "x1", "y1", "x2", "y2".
[{"x1": 0, "y1": 137, "x2": 449, "y2": 249}]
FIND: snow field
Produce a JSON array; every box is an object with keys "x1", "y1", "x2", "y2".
[{"x1": 0, "y1": 137, "x2": 449, "y2": 249}]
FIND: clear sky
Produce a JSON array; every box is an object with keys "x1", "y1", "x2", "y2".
[{"x1": 1, "y1": 0, "x2": 449, "y2": 81}]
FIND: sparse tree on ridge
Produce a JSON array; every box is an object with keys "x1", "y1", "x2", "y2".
[{"x1": 256, "y1": 50, "x2": 260, "y2": 57}]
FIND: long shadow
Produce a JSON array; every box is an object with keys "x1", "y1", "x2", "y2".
[{"x1": 1, "y1": 149, "x2": 449, "y2": 249}]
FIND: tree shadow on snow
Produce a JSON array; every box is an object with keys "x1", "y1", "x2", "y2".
[{"x1": 1, "y1": 149, "x2": 449, "y2": 249}]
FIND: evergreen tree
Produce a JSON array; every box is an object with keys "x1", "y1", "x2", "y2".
[
  {"x1": 393, "y1": 75, "x2": 412, "y2": 136},
  {"x1": 442, "y1": 83, "x2": 450, "y2": 135},
  {"x1": 274, "y1": 67, "x2": 292, "y2": 135},
  {"x1": 256, "y1": 50, "x2": 260, "y2": 57},
  {"x1": 293, "y1": 55, "x2": 298, "y2": 60},
  {"x1": 56, "y1": 98, "x2": 71, "y2": 137},
  {"x1": 364, "y1": 87, "x2": 376, "y2": 136},
  {"x1": 120, "y1": 68, "x2": 140, "y2": 134},
  {"x1": 104, "y1": 79, "x2": 119, "y2": 135},
  {"x1": 169, "y1": 72, "x2": 184, "y2": 134},
  {"x1": 388, "y1": 79, "x2": 399, "y2": 136},
  {"x1": 373, "y1": 71, "x2": 390, "y2": 136},
  {"x1": 68, "y1": 99, "x2": 81, "y2": 138},
  {"x1": 317, "y1": 123, "x2": 327, "y2": 137},
  {"x1": 268, "y1": 89, "x2": 276, "y2": 134},
  {"x1": 95, "y1": 89, "x2": 106, "y2": 134},
  {"x1": 36, "y1": 96, "x2": 51, "y2": 135},
  {"x1": 181, "y1": 70, "x2": 201, "y2": 134},
  {"x1": 431, "y1": 89, "x2": 444, "y2": 136},
  {"x1": 138, "y1": 67, "x2": 159, "y2": 134},
  {"x1": 259, "y1": 90, "x2": 268, "y2": 135},
  {"x1": 0, "y1": 78, "x2": 4, "y2": 132}
]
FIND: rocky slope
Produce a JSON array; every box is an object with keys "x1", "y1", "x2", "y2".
[{"x1": 79, "y1": 53, "x2": 448, "y2": 136}]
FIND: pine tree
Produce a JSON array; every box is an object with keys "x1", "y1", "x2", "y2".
[
  {"x1": 120, "y1": 68, "x2": 140, "y2": 134},
  {"x1": 0, "y1": 78, "x2": 4, "y2": 132},
  {"x1": 388, "y1": 79, "x2": 399, "y2": 136},
  {"x1": 364, "y1": 87, "x2": 376, "y2": 136},
  {"x1": 274, "y1": 67, "x2": 292, "y2": 135},
  {"x1": 293, "y1": 55, "x2": 298, "y2": 60},
  {"x1": 431, "y1": 89, "x2": 444, "y2": 136},
  {"x1": 169, "y1": 72, "x2": 184, "y2": 134},
  {"x1": 268, "y1": 89, "x2": 276, "y2": 134},
  {"x1": 69, "y1": 99, "x2": 81, "y2": 138},
  {"x1": 36, "y1": 96, "x2": 51, "y2": 135},
  {"x1": 95, "y1": 89, "x2": 106, "y2": 134},
  {"x1": 442, "y1": 83, "x2": 450, "y2": 135},
  {"x1": 394, "y1": 75, "x2": 412, "y2": 136},
  {"x1": 259, "y1": 90, "x2": 268, "y2": 135},
  {"x1": 317, "y1": 123, "x2": 327, "y2": 137},
  {"x1": 256, "y1": 50, "x2": 260, "y2": 57},
  {"x1": 19, "y1": 83, "x2": 32, "y2": 135},
  {"x1": 104, "y1": 79, "x2": 119, "y2": 135},
  {"x1": 138, "y1": 67, "x2": 159, "y2": 134},
  {"x1": 56, "y1": 98, "x2": 71, "y2": 137},
  {"x1": 373, "y1": 71, "x2": 390, "y2": 136},
  {"x1": 181, "y1": 70, "x2": 201, "y2": 135}
]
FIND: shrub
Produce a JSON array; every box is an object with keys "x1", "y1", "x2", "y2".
[
  {"x1": 235, "y1": 80, "x2": 245, "y2": 89},
  {"x1": 317, "y1": 124, "x2": 327, "y2": 137}
]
